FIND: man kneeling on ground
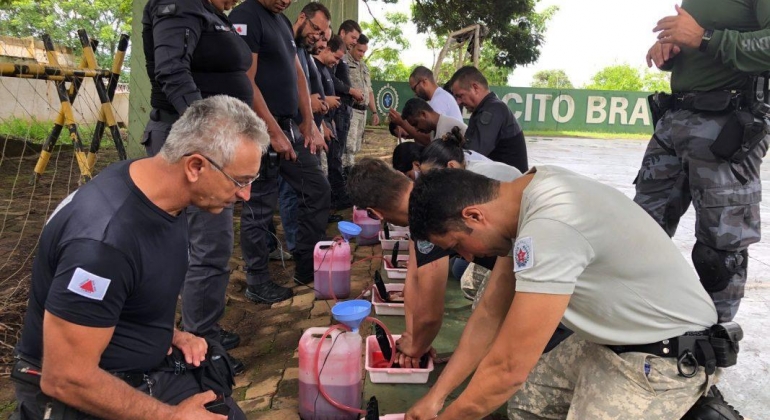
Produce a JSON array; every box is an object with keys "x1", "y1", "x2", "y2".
[{"x1": 11, "y1": 95, "x2": 265, "y2": 420}]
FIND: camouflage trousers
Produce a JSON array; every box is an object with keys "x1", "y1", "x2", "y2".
[
  {"x1": 507, "y1": 335, "x2": 715, "y2": 419},
  {"x1": 634, "y1": 109, "x2": 769, "y2": 322},
  {"x1": 342, "y1": 109, "x2": 367, "y2": 167}
]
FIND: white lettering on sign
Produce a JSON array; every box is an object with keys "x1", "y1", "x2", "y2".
[
  {"x1": 524, "y1": 93, "x2": 534, "y2": 122},
  {"x1": 609, "y1": 97, "x2": 629, "y2": 125},
  {"x1": 533, "y1": 94, "x2": 552, "y2": 122},
  {"x1": 502, "y1": 92, "x2": 524, "y2": 119},
  {"x1": 629, "y1": 97, "x2": 651, "y2": 126},
  {"x1": 552, "y1": 95, "x2": 575, "y2": 123},
  {"x1": 586, "y1": 96, "x2": 608, "y2": 124}
]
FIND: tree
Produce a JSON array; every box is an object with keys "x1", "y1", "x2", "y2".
[
  {"x1": 531, "y1": 69, "x2": 573, "y2": 89},
  {"x1": 584, "y1": 63, "x2": 644, "y2": 91},
  {"x1": 0, "y1": 0, "x2": 132, "y2": 72},
  {"x1": 642, "y1": 69, "x2": 671, "y2": 93},
  {"x1": 361, "y1": 12, "x2": 411, "y2": 82},
  {"x1": 410, "y1": 0, "x2": 557, "y2": 71}
]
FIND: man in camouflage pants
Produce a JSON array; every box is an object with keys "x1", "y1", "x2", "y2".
[
  {"x1": 635, "y1": 0, "x2": 770, "y2": 323},
  {"x1": 343, "y1": 33, "x2": 379, "y2": 169}
]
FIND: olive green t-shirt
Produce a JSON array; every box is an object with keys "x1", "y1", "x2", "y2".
[{"x1": 670, "y1": 0, "x2": 770, "y2": 92}]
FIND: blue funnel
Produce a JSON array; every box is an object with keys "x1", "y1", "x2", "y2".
[
  {"x1": 331, "y1": 300, "x2": 371, "y2": 332},
  {"x1": 337, "y1": 221, "x2": 362, "y2": 242}
]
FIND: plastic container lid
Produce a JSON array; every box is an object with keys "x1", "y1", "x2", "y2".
[
  {"x1": 331, "y1": 300, "x2": 371, "y2": 332},
  {"x1": 338, "y1": 221, "x2": 362, "y2": 241}
]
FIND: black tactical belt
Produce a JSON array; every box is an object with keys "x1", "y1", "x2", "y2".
[
  {"x1": 607, "y1": 329, "x2": 709, "y2": 358},
  {"x1": 351, "y1": 103, "x2": 367, "y2": 111},
  {"x1": 113, "y1": 371, "x2": 149, "y2": 388},
  {"x1": 274, "y1": 116, "x2": 295, "y2": 131},
  {"x1": 149, "y1": 108, "x2": 180, "y2": 124},
  {"x1": 670, "y1": 91, "x2": 744, "y2": 113}
]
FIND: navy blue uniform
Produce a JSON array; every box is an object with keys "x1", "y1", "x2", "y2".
[
  {"x1": 465, "y1": 92, "x2": 528, "y2": 173},
  {"x1": 140, "y1": 0, "x2": 253, "y2": 343},
  {"x1": 230, "y1": 0, "x2": 330, "y2": 287}
]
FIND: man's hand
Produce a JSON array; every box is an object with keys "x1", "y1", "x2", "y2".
[
  {"x1": 371, "y1": 113, "x2": 380, "y2": 126},
  {"x1": 406, "y1": 392, "x2": 445, "y2": 420},
  {"x1": 388, "y1": 108, "x2": 405, "y2": 127},
  {"x1": 170, "y1": 330, "x2": 208, "y2": 367},
  {"x1": 396, "y1": 333, "x2": 436, "y2": 368},
  {"x1": 171, "y1": 391, "x2": 227, "y2": 420},
  {"x1": 326, "y1": 95, "x2": 341, "y2": 109},
  {"x1": 301, "y1": 121, "x2": 328, "y2": 154},
  {"x1": 350, "y1": 88, "x2": 364, "y2": 102},
  {"x1": 654, "y1": 4, "x2": 705, "y2": 49},
  {"x1": 323, "y1": 121, "x2": 332, "y2": 142},
  {"x1": 269, "y1": 127, "x2": 297, "y2": 161},
  {"x1": 646, "y1": 41, "x2": 681, "y2": 68},
  {"x1": 310, "y1": 93, "x2": 327, "y2": 114}
]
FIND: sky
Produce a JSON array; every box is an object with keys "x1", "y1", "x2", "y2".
[{"x1": 358, "y1": 0, "x2": 680, "y2": 87}]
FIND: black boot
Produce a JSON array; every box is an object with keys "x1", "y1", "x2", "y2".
[
  {"x1": 244, "y1": 281, "x2": 292, "y2": 304},
  {"x1": 681, "y1": 386, "x2": 744, "y2": 420}
]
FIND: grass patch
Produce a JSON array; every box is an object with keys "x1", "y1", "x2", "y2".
[{"x1": 0, "y1": 117, "x2": 121, "y2": 148}]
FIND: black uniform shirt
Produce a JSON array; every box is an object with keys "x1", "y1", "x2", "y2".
[
  {"x1": 16, "y1": 161, "x2": 189, "y2": 372},
  {"x1": 316, "y1": 57, "x2": 337, "y2": 131},
  {"x1": 230, "y1": 0, "x2": 298, "y2": 117},
  {"x1": 414, "y1": 239, "x2": 496, "y2": 271},
  {"x1": 465, "y1": 92, "x2": 528, "y2": 173},
  {"x1": 142, "y1": 0, "x2": 253, "y2": 115},
  {"x1": 333, "y1": 58, "x2": 353, "y2": 106},
  {"x1": 296, "y1": 48, "x2": 325, "y2": 127}
]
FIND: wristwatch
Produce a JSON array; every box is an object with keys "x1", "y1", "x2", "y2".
[{"x1": 699, "y1": 29, "x2": 714, "y2": 52}]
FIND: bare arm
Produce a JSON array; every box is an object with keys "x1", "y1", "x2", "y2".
[
  {"x1": 388, "y1": 109, "x2": 431, "y2": 146},
  {"x1": 398, "y1": 241, "x2": 450, "y2": 367},
  {"x1": 406, "y1": 257, "x2": 517, "y2": 420},
  {"x1": 40, "y1": 312, "x2": 223, "y2": 420},
  {"x1": 247, "y1": 53, "x2": 295, "y2": 161}
]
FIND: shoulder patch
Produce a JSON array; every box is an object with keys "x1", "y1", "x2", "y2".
[
  {"x1": 479, "y1": 110, "x2": 494, "y2": 125},
  {"x1": 417, "y1": 240, "x2": 435, "y2": 254},
  {"x1": 233, "y1": 24, "x2": 247, "y2": 35},
  {"x1": 156, "y1": 2, "x2": 176, "y2": 16},
  {"x1": 67, "y1": 268, "x2": 111, "y2": 301},
  {"x1": 513, "y1": 237, "x2": 534, "y2": 272}
]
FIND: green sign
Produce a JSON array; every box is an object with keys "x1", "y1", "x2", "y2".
[{"x1": 371, "y1": 81, "x2": 654, "y2": 135}]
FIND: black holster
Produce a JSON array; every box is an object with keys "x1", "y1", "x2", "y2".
[
  {"x1": 678, "y1": 322, "x2": 742, "y2": 377},
  {"x1": 160, "y1": 339, "x2": 235, "y2": 398},
  {"x1": 648, "y1": 92, "x2": 673, "y2": 128},
  {"x1": 711, "y1": 109, "x2": 768, "y2": 164}
]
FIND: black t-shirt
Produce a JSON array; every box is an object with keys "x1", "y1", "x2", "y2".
[
  {"x1": 296, "y1": 48, "x2": 324, "y2": 127},
  {"x1": 333, "y1": 58, "x2": 353, "y2": 106},
  {"x1": 465, "y1": 92, "x2": 529, "y2": 173},
  {"x1": 316, "y1": 57, "x2": 336, "y2": 127},
  {"x1": 413, "y1": 239, "x2": 496, "y2": 271},
  {"x1": 142, "y1": 0, "x2": 253, "y2": 115},
  {"x1": 230, "y1": 0, "x2": 298, "y2": 118},
  {"x1": 16, "y1": 161, "x2": 189, "y2": 372}
]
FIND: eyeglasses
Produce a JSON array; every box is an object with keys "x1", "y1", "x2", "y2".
[
  {"x1": 409, "y1": 79, "x2": 425, "y2": 92},
  {"x1": 366, "y1": 208, "x2": 381, "y2": 220},
  {"x1": 306, "y1": 17, "x2": 324, "y2": 35},
  {"x1": 184, "y1": 153, "x2": 259, "y2": 190}
]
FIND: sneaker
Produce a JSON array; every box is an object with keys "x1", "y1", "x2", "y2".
[
  {"x1": 245, "y1": 282, "x2": 292, "y2": 304},
  {"x1": 682, "y1": 386, "x2": 744, "y2": 420},
  {"x1": 268, "y1": 248, "x2": 292, "y2": 261},
  {"x1": 327, "y1": 214, "x2": 344, "y2": 224},
  {"x1": 227, "y1": 353, "x2": 245, "y2": 376},
  {"x1": 219, "y1": 329, "x2": 241, "y2": 351}
]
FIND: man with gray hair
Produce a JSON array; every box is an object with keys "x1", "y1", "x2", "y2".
[{"x1": 11, "y1": 96, "x2": 263, "y2": 420}]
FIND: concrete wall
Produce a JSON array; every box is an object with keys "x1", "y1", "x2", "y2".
[{"x1": 127, "y1": 0, "x2": 360, "y2": 158}]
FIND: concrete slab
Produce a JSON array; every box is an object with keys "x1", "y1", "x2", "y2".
[{"x1": 528, "y1": 136, "x2": 770, "y2": 419}]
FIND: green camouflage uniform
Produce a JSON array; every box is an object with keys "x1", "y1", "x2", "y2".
[
  {"x1": 343, "y1": 51, "x2": 372, "y2": 167},
  {"x1": 634, "y1": 0, "x2": 770, "y2": 322}
]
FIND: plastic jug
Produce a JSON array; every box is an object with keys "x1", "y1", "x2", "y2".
[
  {"x1": 314, "y1": 240, "x2": 351, "y2": 299},
  {"x1": 298, "y1": 327, "x2": 363, "y2": 420},
  {"x1": 352, "y1": 206, "x2": 381, "y2": 246}
]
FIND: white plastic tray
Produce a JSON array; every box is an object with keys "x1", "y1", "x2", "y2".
[
  {"x1": 380, "y1": 415, "x2": 405, "y2": 420},
  {"x1": 383, "y1": 255, "x2": 408, "y2": 280},
  {"x1": 371, "y1": 283, "x2": 405, "y2": 316},
  {"x1": 387, "y1": 223, "x2": 409, "y2": 232},
  {"x1": 365, "y1": 335, "x2": 434, "y2": 384},
  {"x1": 379, "y1": 230, "x2": 410, "y2": 251}
]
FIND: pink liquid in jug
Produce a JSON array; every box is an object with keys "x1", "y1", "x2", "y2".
[
  {"x1": 352, "y1": 206, "x2": 381, "y2": 246},
  {"x1": 314, "y1": 241, "x2": 351, "y2": 299},
  {"x1": 299, "y1": 328, "x2": 362, "y2": 420}
]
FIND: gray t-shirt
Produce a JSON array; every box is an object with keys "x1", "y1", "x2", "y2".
[{"x1": 513, "y1": 166, "x2": 717, "y2": 345}]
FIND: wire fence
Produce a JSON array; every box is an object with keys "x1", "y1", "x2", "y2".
[{"x1": 0, "y1": 34, "x2": 127, "y2": 374}]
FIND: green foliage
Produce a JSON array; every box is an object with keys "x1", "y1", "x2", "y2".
[
  {"x1": 642, "y1": 70, "x2": 671, "y2": 93},
  {"x1": 0, "y1": 0, "x2": 132, "y2": 72},
  {"x1": 410, "y1": 0, "x2": 557, "y2": 71},
  {"x1": 0, "y1": 117, "x2": 51, "y2": 141},
  {"x1": 584, "y1": 63, "x2": 644, "y2": 91},
  {"x1": 531, "y1": 69, "x2": 573, "y2": 89},
  {"x1": 362, "y1": 12, "x2": 411, "y2": 82},
  {"x1": 584, "y1": 63, "x2": 672, "y2": 92}
]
